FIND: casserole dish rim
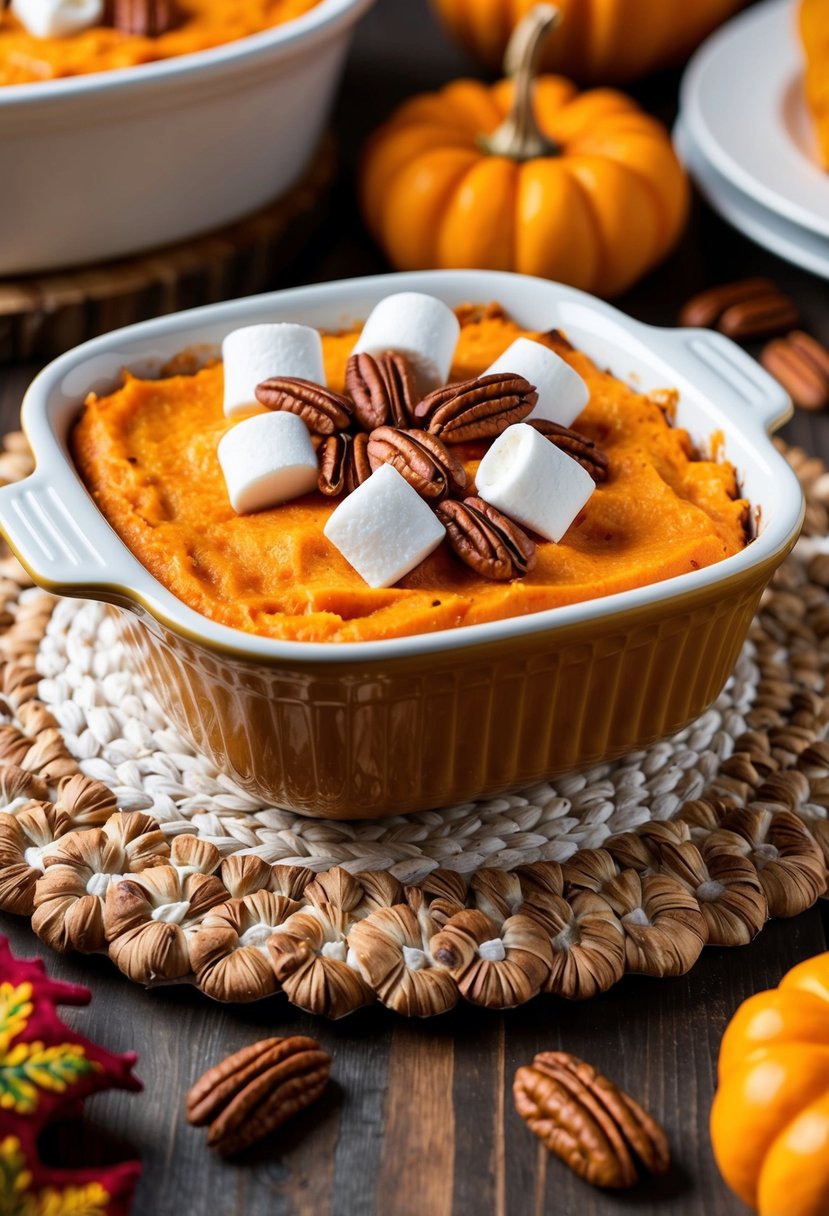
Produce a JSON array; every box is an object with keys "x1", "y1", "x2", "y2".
[
  {"x1": 0, "y1": 0, "x2": 372, "y2": 105},
  {"x1": 5, "y1": 268, "x2": 804, "y2": 666}
]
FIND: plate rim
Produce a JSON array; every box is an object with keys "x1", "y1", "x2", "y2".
[
  {"x1": 680, "y1": 0, "x2": 829, "y2": 240},
  {"x1": 674, "y1": 117, "x2": 829, "y2": 281}
]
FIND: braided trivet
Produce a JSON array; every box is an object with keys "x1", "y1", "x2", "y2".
[{"x1": 0, "y1": 433, "x2": 827, "y2": 1017}]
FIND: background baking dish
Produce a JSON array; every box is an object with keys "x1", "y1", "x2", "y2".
[
  {"x1": 0, "y1": 270, "x2": 803, "y2": 818},
  {"x1": 0, "y1": 0, "x2": 374, "y2": 275}
]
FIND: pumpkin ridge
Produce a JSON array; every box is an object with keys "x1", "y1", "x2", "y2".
[
  {"x1": 568, "y1": 129, "x2": 685, "y2": 250},
  {"x1": 600, "y1": 152, "x2": 680, "y2": 253},
  {"x1": 717, "y1": 988, "x2": 829, "y2": 1081},
  {"x1": 559, "y1": 163, "x2": 608, "y2": 294},
  {"x1": 758, "y1": 1091, "x2": 829, "y2": 1216},
  {"x1": 437, "y1": 157, "x2": 519, "y2": 270},
  {"x1": 359, "y1": 125, "x2": 471, "y2": 237},
  {"x1": 381, "y1": 149, "x2": 482, "y2": 270}
]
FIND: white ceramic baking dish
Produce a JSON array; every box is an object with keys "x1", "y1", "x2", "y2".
[
  {"x1": 0, "y1": 0, "x2": 374, "y2": 275},
  {"x1": 0, "y1": 270, "x2": 803, "y2": 817}
]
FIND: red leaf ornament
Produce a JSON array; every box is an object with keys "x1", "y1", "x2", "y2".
[{"x1": 0, "y1": 935, "x2": 141, "y2": 1214}]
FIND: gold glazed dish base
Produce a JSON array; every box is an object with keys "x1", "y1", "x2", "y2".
[
  {"x1": 0, "y1": 433, "x2": 827, "y2": 1017},
  {"x1": 0, "y1": 137, "x2": 336, "y2": 364}
]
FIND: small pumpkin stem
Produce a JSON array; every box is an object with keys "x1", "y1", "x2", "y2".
[{"x1": 478, "y1": 4, "x2": 561, "y2": 161}]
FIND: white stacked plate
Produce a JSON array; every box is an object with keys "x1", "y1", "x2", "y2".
[{"x1": 676, "y1": 0, "x2": 829, "y2": 279}]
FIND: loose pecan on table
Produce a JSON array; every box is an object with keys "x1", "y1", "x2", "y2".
[
  {"x1": 255, "y1": 377, "x2": 352, "y2": 435},
  {"x1": 186, "y1": 1036, "x2": 332, "y2": 1156},
  {"x1": 761, "y1": 331, "x2": 829, "y2": 412},
  {"x1": 437, "y1": 497, "x2": 536, "y2": 580},
  {"x1": 367, "y1": 426, "x2": 467, "y2": 501},
  {"x1": 106, "y1": 0, "x2": 181, "y2": 36},
  {"x1": 513, "y1": 1051, "x2": 670, "y2": 1188},
  {"x1": 719, "y1": 294, "x2": 801, "y2": 341},
  {"x1": 318, "y1": 432, "x2": 372, "y2": 496},
  {"x1": 528, "y1": 420, "x2": 609, "y2": 483},
  {"x1": 413, "y1": 373, "x2": 537, "y2": 443},
  {"x1": 346, "y1": 351, "x2": 418, "y2": 430},
  {"x1": 678, "y1": 278, "x2": 799, "y2": 340}
]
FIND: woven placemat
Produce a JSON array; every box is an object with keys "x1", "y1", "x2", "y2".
[
  {"x1": 0, "y1": 138, "x2": 335, "y2": 364},
  {"x1": 0, "y1": 434, "x2": 827, "y2": 1018}
]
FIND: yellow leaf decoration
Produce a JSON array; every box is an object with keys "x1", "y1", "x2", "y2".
[
  {"x1": 0, "y1": 985, "x2": 33, "y2": 1058},
  {"x1": 0, "y1": 1134, "x2": 35, "y2": 1216},
  {"x1": 0, "y1": 1136, "x2": 111, "y2": 1216},
  {"x1": 0, "y1": 1043, "x2": 99, "y2": 1116},
  {"x1": 32, "y1": 1181, "x2": 111, "y2": 1216}
]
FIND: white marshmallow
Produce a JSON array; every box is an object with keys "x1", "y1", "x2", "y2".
[
  {"x1": 218, "y1": 412, "x2": 318, "y2": 514},
  {"x1": 11, "y1": 0, "x2": 102, "y2": 38},
  {"x1": 476, "y1": 423, "x2": 595, "y2": 543},
  {"x1": 323, "y1": 463, "x2": 445, "y2": 588},
  {"x1": 222, "y1": 323, "x2": 325, "y2": 418},
  {"x1": 351, "y1": 293, "x2": 460, "y2": 393},
  {"x1": 484, "y1": 337, "x2": 590, "y2": 427}
]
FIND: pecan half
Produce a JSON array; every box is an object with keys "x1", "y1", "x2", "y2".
[
  {"x1": 346, "y1": 351, "x2": 418, "y2": 430},
  {"x1": 514, "y1": 1052, "x2": 670, "y2": 1188},
  {"x1": 761, "y1": 331, "x2": 829, "y2": 412},
  {"x1": 678, "y1": 278, "x2": 778, "y2": 329},
  {"x1": 718, "y1": 294, "x2": 800, "y2": 341},
  {"x1": 367, "y1": 426, "x2": 467, "y2": 501},
  {"x1": 413, "y1": 373, "x2": 537, "y2": 443},
  {"x1": 318, "y1": 432, "x2": 372, "y2": 496},
  {"x1": 679, "y1": 278, "x2": 801, "y2": 340},
  {"x1": 437, "y1": 497, "x2": 536, "y2": 580},
  {"x1": 186, "y1": 1036, "x2": 331, "y2": 1157},
  {"x1": 255, "y1": 377, "x2": 352, "y2": 435},
  {"x1": 528, "y1": 420, "x2": 609, "y2": 483},
  {"x1": 106, "y1": 0, "x2": 181, "y2": 35}
]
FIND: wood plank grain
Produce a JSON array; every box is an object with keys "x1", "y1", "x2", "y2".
[
  {"x1": 450, "y1": 1011, "x2": 505, "y2": 1216},
  {"x1": 375, "y1": 1021, "x2": 455, "y2": 1215},
  {"x1": 327, "y1": 1009, "x2": 394, "y2": 1216}
]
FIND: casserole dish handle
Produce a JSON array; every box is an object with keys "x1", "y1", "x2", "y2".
[
  {"x1": 0, "y1": 467, "x2": 145, "y2": 596},
  {"x1": 661, "y1": 327, "x2": 792, "y2": 433}
]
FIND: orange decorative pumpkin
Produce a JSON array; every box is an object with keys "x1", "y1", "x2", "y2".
[
  {"x1": 430, "y1": 0, "x2": 747, "y2": 83},
  {"x1": 711, "y1": 951, "x2": 829, "y2": 1216},
  {"x1": 359, "y1": 6, "x2": 688, "y2": 299}
]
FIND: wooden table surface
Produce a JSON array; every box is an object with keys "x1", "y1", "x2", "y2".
[{"x1": 2, "y1": 1, "x2": 829, "y2": 1213}]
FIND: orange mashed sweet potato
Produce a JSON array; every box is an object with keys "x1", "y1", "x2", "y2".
[
  {"x1": 71, "y1": 305, "x2": 749, "y2": 643},
  {"x1": 0, "y1": 0, "x2": 320, "y2": 86}
]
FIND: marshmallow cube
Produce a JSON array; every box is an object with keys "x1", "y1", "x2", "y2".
[
  {"x1": 12, "y1": 0, "x2": 103, "y2": 37},
  {"x1": 484, "y1": 337, "x2": 590, "y2": 428},
  {"x1": 476, "y1": 423, "x2": 595, "y2": 543},
  {"x1": 222, "y1": 323, "x2": 325, "y2": 418},
  {"x1": 324, "y1": 464, "x2": 446, "y2": 588},
  {"x1": 351, "y1": 292, "x2": 461, "y2": 393},
  {"x1": 218, "y1": 412, "x2": 318, "y2": 514}
]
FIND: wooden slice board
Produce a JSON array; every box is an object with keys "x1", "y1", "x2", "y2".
[{"x1": 0, "y1": 137, "x2": 336, "y2": 364}]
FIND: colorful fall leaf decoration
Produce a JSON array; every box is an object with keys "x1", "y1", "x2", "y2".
[{"x1": 0, "y1": 936, "x2": 141, "y2": 1216}]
